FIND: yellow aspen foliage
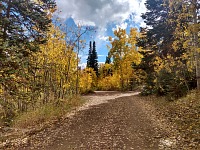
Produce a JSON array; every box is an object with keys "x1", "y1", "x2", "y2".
[
  {"x1": 98, "y1": 73, "x2": 121, "y2": 91},
  {"x1": 98, "y1": 63, "x2": 113, "y2": 78},
  {"x1": 169, "y1": 0, "x2": 198, "y2": 74},
  {"x1": 108, "y1": 27, "x2": 143, "y2": 90},
  {"x1": 79, "y1": 68, "x2": 97, "y2": 93},
  {"x1": 97, "y1": 63, "x2": 120, "y2": 90},
  {"x1": 32, "y1": 24, "x2": 77, "y2": 100}
]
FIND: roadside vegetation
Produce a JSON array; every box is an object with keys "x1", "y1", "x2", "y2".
[
  {"x1": 143, "y1": 90, "x2": 200, "y2": 149},
  {"x1": 12, "y1": 96, "x2": 84, "y2": 129}
]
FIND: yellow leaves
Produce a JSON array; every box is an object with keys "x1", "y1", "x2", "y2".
[
  {"x1": 154, "y1": 56, "x2": 164, "y2": 73},
  {"x1": 182, "y1": 40, "x2": 190, "y2": 49},
  {"x1": 103, "y1": 63, "x2": 112, "y2": 70},
  {"x1": 182, "y1": 53, "x2": 189, "y2": 60},
  {"x1": 31, "y1": 23, "x2": 79, "y2": 94},
  {"x1": 107, "y1": 27, "x2": 145, "y2": 89},
  {"x1": 38, "y1": 24, "x2": 76, "y2": 66},
  {"x1": 134, "y1": 69, "x2": 147, "y2": 84},
  {"x1": 129, "y1": 28, "x2": 138, "y2": 45},
  {"x1": 129, "y1": 49, "x2": 143, "y2": 65},
  {"x1": 154, "y1": 54, "x2": 185, "y2": 74},
  {"x1": 108, "y1": 36, "x2": 113, "y2": 41},
  {"x1": 110, "y1": 27, "x2": 143, "y2": 66},
  {"x1": 63, "y1": 83, "x2": 71, "y2": 89},
  {"x1": 0, "y1": 86, "x2": 3, "y2": 94},
  {"x1": 197, "y1": 48, "x2": 200, "y2": 53},
  {"x1": 172, "y1": 40, "x2": 179, "y2": 52},
  {"x1": 79, "y1": 73, "x2": 92, "y2": 92},
  {"x1": 79, "y1": 68, "x2": 97, "y2": 93},
  {"x1": 98, "y1": 73, "x2": 120, "y2": 91}
]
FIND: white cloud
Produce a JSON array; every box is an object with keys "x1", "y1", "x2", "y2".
[
  {"x1": 78, "y1": 55, "x2": 88, "y2": 59},
  {"x1": 98, "y1": 35, "x2": 109, "y2": 42},
  {"x1": 140, "y1": 21, "x2": 146, "y2": 28},
  {"x1": 112, "y1": 22, "x2": 128, "y2": 31},
  {"x1": 128, "y1": 0, "x2": 147, "y2": 27},
  {"x1": 98, "y1": 55, "x2": 106, "y2": 57},
  {"x1": 78, "y1": 63, "x2": 87, "y2": 69},
  {"x1": 55, "y1": 0, "x2": 146, "y2": 28},
  {"x1": 120, "y1": 22, "x2": 128, "y2": 29},
  {"x1": 79, "y1": 62, "x2": 105, "y2": 69}
]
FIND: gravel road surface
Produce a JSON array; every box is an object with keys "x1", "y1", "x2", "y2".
[{"x1": 15, "y1": 92, "x2": 177, "y2": 150}]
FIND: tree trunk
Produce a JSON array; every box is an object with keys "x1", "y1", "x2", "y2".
[
  {"x1": 192, "y1": 0, "x2": 200, "y2": 89},
  {"x1": 76, "y1": 38, "x2": 80, "y2": 95}
]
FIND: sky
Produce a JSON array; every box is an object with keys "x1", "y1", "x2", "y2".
[{"x1": 54, "y1": 0, "x2": 147, "y2": 67}]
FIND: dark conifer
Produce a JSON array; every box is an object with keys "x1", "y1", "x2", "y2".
[
  {"x1": 86, "y1": 41, "x2": 98, "y2": 76},
  {"x1": 105, "y1": 52, "x2": 111, "y2": 64},
  {"x1": 92, "y1": 41, "x2": 98, "y2": 75},
  {"x1": 87, "y1": 41, "x2": 92, "y2": 68},
  {"x1": 0, "y1": 0, "x2": 56, "y2": 96}
]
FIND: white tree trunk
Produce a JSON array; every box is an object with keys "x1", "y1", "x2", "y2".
[{"x1": 192, "y1": 0, "x2": 200, "y2": 89}]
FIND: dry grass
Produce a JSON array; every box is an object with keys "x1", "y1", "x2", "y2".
[{"x1": 12, "y1": 97, "x2": 85, "y2": 129}]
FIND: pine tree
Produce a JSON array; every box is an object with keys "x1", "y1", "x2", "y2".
[
  {"x1": 140, "y1": 0, "x2": 174, "y2": 56},
  {"x1": 87, "y1": 41, "x2": 98, "y2": 76},
  {"x1": 92, "y1": 41, "x2": 98, "y2": 75},
  {"x1": 0, "y1": 0, "x2": 56, "y2": 112},
  {"x1": 105, "y1": 52, "x2": 111, "y2": 64},
  {"x1": 138, "y1": 0, "x2": 199, "y2": 96},
  {"x1": 87, "y1": 41, "x2": 92, "y2": 68},
  {"x1": 137, "y1": 0, "x2": 175, "y2": 95}
]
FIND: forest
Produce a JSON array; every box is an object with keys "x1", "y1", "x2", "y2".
[{"x1": 0, "y1": 0, "x2": 199, "y2": 132}]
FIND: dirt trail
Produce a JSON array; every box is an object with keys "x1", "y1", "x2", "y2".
[{"x1": 13, "y1": 91, "x2": 178, "y2": 150}]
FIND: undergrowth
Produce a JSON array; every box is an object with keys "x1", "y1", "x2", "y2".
[
  {"x1": 12, "y1": 97, "x2": 85, "y2": 128},
  {"x1": 149, "y1": 90, "x2": 200, "y2": 149}
]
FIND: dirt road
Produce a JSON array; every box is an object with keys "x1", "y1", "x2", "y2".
[{"x1": 15, "y1": 92, "x2": 178, "y2": 150}]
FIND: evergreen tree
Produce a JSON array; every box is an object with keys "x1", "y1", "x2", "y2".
[
  {"x1": 138, "y1": 0, "x2": 198, "y2": 97},
  {"x1": 104, "y1": 52, "x2": 112, "y2": 76},
  {"x1": 92, "y1": 41, "x2": 98, "y2": 75},
  {"x1": 140, "y1": 0, "x2": 174, "y2": 56},
  {"x1": 86, "y1": 41, "x2": 98, "y2": 76},
  {"x1": 87, "y1": 41, "x2": 92, "y2": 68},
  {"x1": 105, "y1": 52, "x2": 111, "y2": 64},
  {"x1": 0, "y1": 0, "x2": 56, "y2": 106},
  {"x1": 137, "y1": 0, "x2": 174, "y2": 95}
]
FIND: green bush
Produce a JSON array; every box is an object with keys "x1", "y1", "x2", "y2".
[
  {"x1": 141, "y1": 67, "x2": 196, "y2": 100},
  {"x1": 155, "y1": 68, "x2": 194, "y2": 100}
]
